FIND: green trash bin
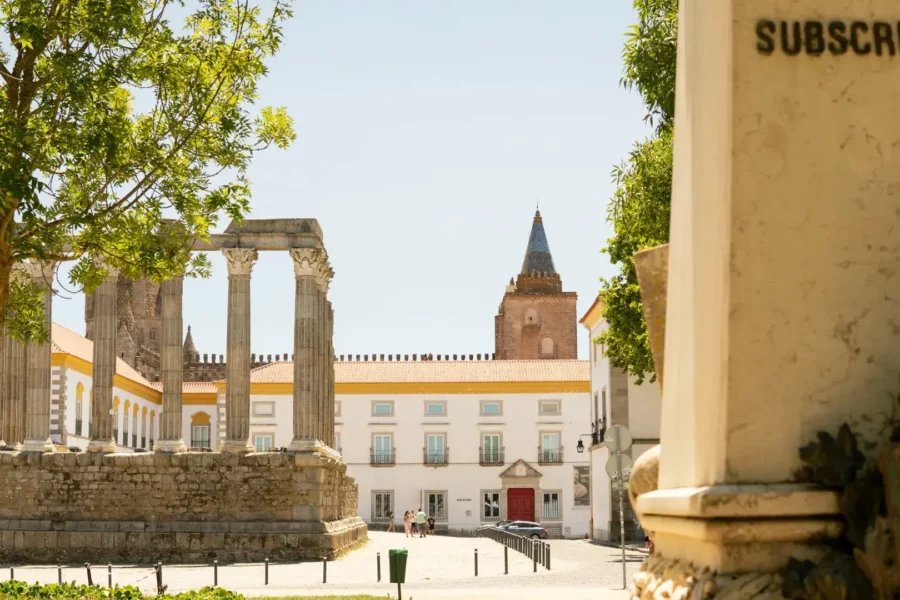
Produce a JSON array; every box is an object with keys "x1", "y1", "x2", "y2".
[{"x1": 389, "y1": 548, "x2": 408, "y2": 583}]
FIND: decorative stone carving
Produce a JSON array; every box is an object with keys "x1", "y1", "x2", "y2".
[
  {"x1": 629, "y1": 443, "x2": 660, "y2": 514},
  {"x1": 92, "y1": 256, "x2": 120, "y2": 278},
  {"x1": 289, "y1": 248, "x2": 331, "y2": 291},
  {"x1": 223, "y1": 247, "x2": 259, "y2": 277},
  {"x1": 631, "y1": 555, "x2": 783, "y2": 599}
]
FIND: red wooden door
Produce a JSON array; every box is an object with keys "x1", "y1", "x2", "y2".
[{"x1": 507, "y1": 488, "x2": 535, "y2": 522}]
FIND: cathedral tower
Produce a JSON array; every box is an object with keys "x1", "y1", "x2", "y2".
[{"x1": 494, "y1": 209, "x2": 577, "y2": 360}]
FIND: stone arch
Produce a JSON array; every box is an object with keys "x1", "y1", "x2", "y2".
[{"x1": 541, "y1": 337, "x2": 554, "y2": 357}]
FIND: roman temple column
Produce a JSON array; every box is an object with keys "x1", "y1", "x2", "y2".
[
  {"x1": 6, "y1": 265, "x2": 28, "y2": 447},
  {"x1": 156, "y1": 273, "x2": 187, "y2": 453},
  {"x1": 86, "y1": 259, "x2": 119, "y2": 453},
  {"x1": 21, "y1": 261, "x2": 56, "y2": 453},
  {"x1": 220, "y1": 247, "x2": 258, "y2": 453},
  {"x1": 288, "y1": 248, "x2": 332, "y2": 452}
]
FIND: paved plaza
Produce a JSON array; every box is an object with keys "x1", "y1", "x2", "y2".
[{"x1": 6, "y1": 531, "x2": 645, "y2": 598}]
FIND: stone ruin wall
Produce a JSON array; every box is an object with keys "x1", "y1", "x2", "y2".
[{"x1": 0, "y1": 451, "x2": 366, "y2": 563}]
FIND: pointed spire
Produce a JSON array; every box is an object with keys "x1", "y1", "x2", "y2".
[
  {"x1": 520, "y1": 208, "x2": 556, "y2": 275},
  {"x1": 183, "y1": 325, "x2": 197, "y2": 364}
]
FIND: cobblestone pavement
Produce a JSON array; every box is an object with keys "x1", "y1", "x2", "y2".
[{"x1": 6, "y1": 532, "x2": 644, "y2": 599}]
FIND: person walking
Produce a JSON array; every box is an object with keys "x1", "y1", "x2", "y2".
[
  {"x1": 387, "y1": 511, "x2": 396, "y2": 533},
  {"x1": 416, "y1": 507, "x2": 427, "y2": 538},
  {"x1": 410, "y1": 510, "x2": 418, "y2": 536},
  {"x1": 427, "y1": 513, "x2": 436, "y2": 536},
  {"x1": 403, "y1": 511, "x2": 412, "y2": 537}
]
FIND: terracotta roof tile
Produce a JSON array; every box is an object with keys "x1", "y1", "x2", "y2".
[
  {"x1": 245, "y1": 359, "x2": 589, "y2": 384},
  {"x1": 149, "y1": 381, "x2": 218, "y2": 394},
  {"x1": 52, "y1": 323, "x2": 154, "y2": 388}
]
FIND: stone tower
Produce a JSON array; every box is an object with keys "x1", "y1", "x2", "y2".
[{"x1": 494, "y1": 209, "x2": 577, "y2": 360}]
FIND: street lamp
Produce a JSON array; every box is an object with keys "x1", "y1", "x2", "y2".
[{"x1": 575, "y1": 434, "x2": 594, "y2": 453}]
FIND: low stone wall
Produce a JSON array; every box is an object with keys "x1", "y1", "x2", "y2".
[{"x1": 0, "y1": 451, "x2": 367, "y2": 563}]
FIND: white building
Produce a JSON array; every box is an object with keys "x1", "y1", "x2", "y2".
[
  {"x1": 48, "y1": 324, "x2": 592, "y2": 538},
  {"x1": 579, "y1": 297, "x2": 661, "y2": 542}
]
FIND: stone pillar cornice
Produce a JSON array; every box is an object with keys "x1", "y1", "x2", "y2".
[
  {"x1": 289, "y1": 248, "x2": 332, "y2": 292},
  {"x1": 223, "y1": 248, "x2": 259, "y2": 277},
  {"x1": 20, "y1": 260, "x2": 56, "y2": 285}
]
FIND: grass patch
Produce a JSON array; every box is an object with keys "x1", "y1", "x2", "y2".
[{"x1": 249, "y1": 597, "x2": 386, "y2": 600}]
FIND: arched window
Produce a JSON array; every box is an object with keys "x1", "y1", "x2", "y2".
[
  {"x1": 75, "y1": 384, "x2": 85, "y2": 436},
  {"x1": 141, "y1": 408, "x2": 148, "y2": 448},
  {"x1": 149, "y1": 411, "x2": 156, "y2": 448},
  {"x1": 191, "y1": 413, "x2": 211, "y2": 449},
  {"x1": 123, "y1": 401, "x2": 131, "y2": 446},
  {"x1": 541, "y1": 337, "x2": 554, "y2": 357},
  {"x1": 132, "y1": 406, "x2": 139, "y2": 448},
  {"x1": 113, "y1": 397, "x2": 121, "y2": 443}
]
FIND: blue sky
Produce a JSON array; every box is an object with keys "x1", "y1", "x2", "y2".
[{"x1": 53, "y1": 0, "x2": 650, "y2": 360}]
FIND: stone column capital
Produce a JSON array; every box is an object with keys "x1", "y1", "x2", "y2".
[
  {"x1": 21, "y1": 260, "x2": 56, "y2": 285},
  {"x1": 223, "y1": 247, "x2": 259, "y2": 277},
  {"x1": 289, "y1": 248, "x2": 333, "y2": 291},
  {"x1": 92, "y1": 256, "x2": 120, "y2": 278}
]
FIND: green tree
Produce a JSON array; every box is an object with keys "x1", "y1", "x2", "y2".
[
  {"x1": 0, "y1": 0, "x2": 295, "y2": 340},
  {"x1": 597, "y1": 0, "x2": 677, "y2": 383}
]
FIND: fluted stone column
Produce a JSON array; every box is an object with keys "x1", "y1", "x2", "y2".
[
  {"x1": 326, "y1": 301, "x2": 335, "y2": 448},
  {"x1": 21, "y1": 261, "x2": 56, "y2": 453},
  {"x1": 86, "y1": 260, "x2": 119, "y2": 453},
  {"x1": 156, "y1": 274, "x2": 187, "y2": 453},
  {"x1": 0, "y1": 322, "x2": 9, "y2": 447},
  {"x1": 288, "y1": 248, "x2": 334, "y2": 453},
  {"x1": 220, "y1": 248, "x2": 257, "y2": 453},
  {"x1": 2, "y1": 265, "x2": 29, "y2": 447}
]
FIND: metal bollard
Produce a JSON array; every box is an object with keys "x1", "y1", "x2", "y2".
[
  {"x1": 213, "y1": 560, "x2": 218, "y2": 587},
  {"x1": 108, "y1": 563, "x2": 112, "y2": 588},
  {"x1": 474, "y1": 548, "x2": 478, "y2": 577},
  {"x1": 322, "y1": 556, "x2": 327, "y2": 584},
  {"x1": 58, "y1": 564, "x2": 62, "y2": 585},
  {"x1": 156, "y1": 562, "x2": 163, "y2": 593},
  {"x1": 265, "y1": 557, "x2": 269, "y2": 586},
  {"x1": 504, "y1": 545, "x2": 508, "y2": 575},
  {"x1": 9, "y1": 566, "x2": 13, "y2": 581},
  {"x1": 85, "y1": 563, "x2": 93, "y2": 586},
  {"x1": 532, "y1": 542, "x2": 537, "y2": 573},
  {"x1": 546, "y1": 544, "x2": 551, "y2": 570},
  {"x1": 377, "y1": 552, "x2": 381, "y2": 582}
]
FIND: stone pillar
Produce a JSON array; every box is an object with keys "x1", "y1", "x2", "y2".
[
  {"x1": 288, "y1": 248, "x2": 334, "y2": 453},
  {"x1": 325, "y1": 301, "x2": 335, "y2": 448},
  {"x1": 220, "y1": 248, "x2": 258, "y2": 453},
  {"x1": 20, "y1": 261, "x2": 56, "y2": 453},
  {"x1": 2, "y1": 265, "x2": 29, "y2": 447},
  {"x1": 156, "y1": 274, "x2": 186, "y2": 453},
  {"x1": 634, "y1": 0, "x2": 900, "y2": 580},
  {"x1": 86, "y1": 260, "x2": 119, "y2": 453}
]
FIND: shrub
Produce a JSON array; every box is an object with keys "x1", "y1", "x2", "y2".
[{"x1": 0, "y1": 581, "x2": 245, "y2": 600}]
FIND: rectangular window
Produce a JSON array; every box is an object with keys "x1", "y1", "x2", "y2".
[
  {"x1": 426, "y1": 490, "x2": 447, "y2": 521},
  {"x1": 372, "y1": 401, "x2": 394, "y2": 417},
  {"x1": 539, "y1": 401, "x2": 561, "y2": 415},
  {"x1": 372, "y1": 490, "x2": 393, "y2": 522},
  {"x1": 425, "y1": 401, "x2": 446, "y2": 416},
  {"x1": 541, "y1": 433, "x2": 561, "y2": 463},
  {"x1": 543, "y1": 491, "x2": 561, "y2": 520},
  {"x1": 426, "y1": 434, "x2": 446, "y2": 464},
  {"x1": 192, "y1": 425, "x2": 210, "y2": 449},
  {"x1": 482, "y1": 491, "x2": 501, "y2": 520},
  {"x1": 373, "y1": 434, "x2": 393, "y2": 464},
  {"x1": 601, "y1": 389, "x2": 608, "y2": 437},
  {"x1": 334, "y1": 432, "x2": 341, "y2": 454},
  {"x1": 335, "y1": 401, "x2": 341, "y2": 417},
  {"x1": 253, "y1": 402, "x2": 275, "y2": 417},
  {"x1": 480, "y1": 401, "x2": 502, "y2": 416},
  {"x1": 481, "y1": 434, "x2": 501, "y2": 465},
  {"x1": 254, "y1": 434, "x2": 274, "y2": 452}
]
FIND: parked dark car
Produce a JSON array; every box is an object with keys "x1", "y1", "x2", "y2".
[{"x1": 500, "y1": 520, "x2": 549, "y2": 539}]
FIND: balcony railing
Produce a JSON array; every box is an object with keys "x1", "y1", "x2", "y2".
[
  {"x1": 538, "y1": 446, "x2": 563, "y2": 465},
  {"x1": 370, "y1": 448, "x2": 396, "y2": 466},
  {"x1": 479, "y1": 447, "x2": 505, "y2": 466},
  {"x1": 423, "y1": 447, "x2": 449, "y2": 466},
  {"x1": 192, "y1": 439, "x2": 210, "y2": 450}
]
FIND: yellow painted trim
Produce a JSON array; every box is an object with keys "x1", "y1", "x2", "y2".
[
  {"x1": 191, "y1": 412, "x2": 211, "y2": 425},
  {"x1": 580, "y1": 295, "x2": 605, "y2": 330},
  {"x1": 244, "y1": 381, "x2": 590, "y2": 395},
  {"x1": 184, "y1": 393, "x2": 218, "y2": 405},
  {"x1": 53, "y1": 353, "x2": 162, "y2": 404}
]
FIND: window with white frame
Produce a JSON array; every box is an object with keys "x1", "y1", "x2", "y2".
[
  {"x1": 482, "y1": 491, "x2": 501, "y2": 520},
  {"x1": 372, "y1": 490, "x2": 393, "y2": 521},
  {"x1": 254, "y1": 434, "x2": 274, "y2": 452},
  {"x1": 542, "y1": 491, "x2": 561, "y2": 520},
  {"x1": 131, "y1": 412, "x2": 138, "y2": 446},
  {"x1": 334, "y1": 432, "x2": 342, "y2": 453},
  {"x1": 424, "y1": 401, "x2": 446, "y2": 416},
  {"x1": 426, "y1": 490, "x2": 447, "y2": 521},
  {"x1": 541, "y1": 432, "x2": 561, "y2": 462},
  {"x1": 191, "y1": 425, "x2": 210, "y2": 449},
  {"x1": 480, "y1": 400, "x2": 502, "y2": 416},
  {"x1": 539, "y1": 400, "x2": 561, "y2": 415},
  {"x1": 335, "y1": 401, "x2": 341, "y2": 417},
  {"x1": 425, "y1": 433, "x2": 446, "y2": 463},
  {"x1": 123, "y1": 410, "x2": 129, "y2": 446},
  {"x1": 253, "y1": 402, "x2": 275, "y2": 417},
  {"x1": 372, "y1": 401, "x2": 394, "y2": 416},
  {"x1": 482, "y1": 434, "x2": 501, "y2": 464},
  {"x1": 373, "y1": 434, "x2": 392, "y2": 464}
]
